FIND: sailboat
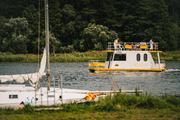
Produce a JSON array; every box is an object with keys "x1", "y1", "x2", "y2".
[{"x1": 0, "y1": 0, "x2": 91, "y2": 106}]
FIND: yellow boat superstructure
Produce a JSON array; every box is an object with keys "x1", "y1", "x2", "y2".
[{"x1": 89, "y1": 42, "x2": 166, "y2": 72}]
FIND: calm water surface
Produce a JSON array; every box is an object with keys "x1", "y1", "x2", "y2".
[{"x1": 0, "y1": 61, "x2": 180, "y2": 95}]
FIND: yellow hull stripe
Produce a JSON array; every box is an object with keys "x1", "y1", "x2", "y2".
[{"x1": 89, "y1": 68, "x2": 166, "y2": 72}]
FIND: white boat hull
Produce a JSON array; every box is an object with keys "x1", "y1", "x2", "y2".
[{"x1": 0, "y1": 84, "x2": 89, "y2": 106}]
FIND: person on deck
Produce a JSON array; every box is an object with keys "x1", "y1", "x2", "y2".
[
  {"x1": 135, "y1": 43, "x2": 140, "y2": 50},
  {"x1": 131, "y1": 43, "x2": 134, "y2": 50},
  {"x1": 123, "y1": 42, "x2": 126, "y2": 50},
  {"x1": 150, "y1": 39, "x2": 153, "y2": 50},
  {"x1": 114, "y1": 38, "x2": 121, "y2": 50},
  {"x1": 155, "y1": 43, "x2": 157, "y2": 50}
]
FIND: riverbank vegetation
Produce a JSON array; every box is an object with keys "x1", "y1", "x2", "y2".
[
  {"x1": 0, "y1": 51, "x2": 180, "y2": 63},
  {"x1": 161, "y1": 51, "x2": 180, "y2": 61},
  {"x1": 0, "y1": 91, "x2": 180, "y2": 119},
  {"x1": 0, "y1": 51, "x2": 106, "y2": 62}
]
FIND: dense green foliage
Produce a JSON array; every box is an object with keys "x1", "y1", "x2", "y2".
[
  {"x1": 0, "y1": 0, "x2": 180, "y2": 54},
  {"x1": 1, "y1": 17, "x2": 32, "y2": 54}
]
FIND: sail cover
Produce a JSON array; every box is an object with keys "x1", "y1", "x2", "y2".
[{"x1": 0, "y1": 48, "x2": 46, "y2": 87}]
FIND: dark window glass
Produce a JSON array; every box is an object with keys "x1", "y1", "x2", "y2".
[
  {"x1": 114, "y1": 54, "x2": 126, "y2": 61},
  {"x1": 144, "y1": 54, "x2": 147, "y2": 61},
  {"x1": 9, "y1": 95, "x2": 18, "y2": 99},
  {"x1": 106, "y1": 52, "x2": 113, "y2": 61},
  {"x1": 137, "y1": 54, "x2": 140, "y2": 61}
]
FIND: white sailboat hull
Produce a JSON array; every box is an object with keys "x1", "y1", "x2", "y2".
[{"x1": 0, "y1": 84, "x2": 90, "y2": 106}]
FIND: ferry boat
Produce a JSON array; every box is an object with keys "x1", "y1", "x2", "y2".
[{"x1": 89, "y1": 42, "x2": 166, "y2": 72}]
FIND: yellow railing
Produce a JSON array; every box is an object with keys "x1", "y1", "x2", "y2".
[
  {"x1": 140, "y1": 45, "x2": 148, "y2": 49},
  {"x1": 125, "y1": 45, "x2": 132, "y2": 49},
  {"x1": 89, "y1": 63, "x2": 105, "y2": 67}
]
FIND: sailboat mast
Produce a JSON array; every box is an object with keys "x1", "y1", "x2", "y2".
[{"x1": 45, "y1": 0, "x2": 50, "y2": 91}]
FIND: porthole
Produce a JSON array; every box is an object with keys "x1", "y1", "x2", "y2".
[
  {"x1": 9, "y1": 95, "x2": 18, "y2": 99},
  {"x1": 137, "y1": 54, "x2": 140, "y2": 61},
  {"x1": 144, "y1": 54, "x2": 147, "y2": 61}
]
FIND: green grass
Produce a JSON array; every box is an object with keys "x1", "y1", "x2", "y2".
[
  {"x1": 0, "y1": 51, "x2": 107, "y2": 63},
  {"x1": 161, "y1": 51, "x2": 180, "y2": 61},
  {"x1": 0, "y1": 51, "x2": 180, "y2": 63},
  {"x1": 0, "y1": 91, "x2": 180, "y2": 120}
]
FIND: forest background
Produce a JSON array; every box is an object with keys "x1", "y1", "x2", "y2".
[{"x1": 0, "y1": 0, "x2": 180, "y2": 54}]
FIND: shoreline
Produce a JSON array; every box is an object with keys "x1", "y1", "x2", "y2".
[{"x1": 0, "y1": 51, "x2": 180, "y2": 63}]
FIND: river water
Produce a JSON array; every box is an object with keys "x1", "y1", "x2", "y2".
[{"x1": 0, "y1": 61, "x2": 180, "y2": 96}]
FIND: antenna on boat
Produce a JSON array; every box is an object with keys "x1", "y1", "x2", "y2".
[{"x1": 45, "y1": 0, "x2": 50, "y2": 91}]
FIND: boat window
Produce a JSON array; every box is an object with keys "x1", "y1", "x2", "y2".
[
  {"x1": 9, "y1": 95, "x2": 18, "y2": 99},
  {"x1": 106, "y1": 52, "x2": 113, "y2": 61},
  {"x1": 114, "y1": 54, "x2": 126, "y2": 61},
  {"x1": 137, "y1": 54, "x2": 140, "y2": 61},
  {"x1": 144, "y1": 54, "x2": 147, "y2": 61}
]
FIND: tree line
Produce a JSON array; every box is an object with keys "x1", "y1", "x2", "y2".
[{"x1": 0, "y1": 0, "x2": 180, "y2": 54}]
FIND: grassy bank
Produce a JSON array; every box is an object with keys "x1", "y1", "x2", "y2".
[
  {"x1": 0, "y1": 91, "x2": 180, "y2": 120},
  {"x1": 0, "y1": 51, "x2": 180, "y2": 63},
  {"x1": 161, "y1": 51, "x2": 180, "y2": 61},
  {"x1": 0, "y1": 51, "x2": 106, "y2": 63}
]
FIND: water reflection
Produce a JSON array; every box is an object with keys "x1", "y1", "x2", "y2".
[{"x1": 0, "y1": 61, "x2": 180, "y2": 95}]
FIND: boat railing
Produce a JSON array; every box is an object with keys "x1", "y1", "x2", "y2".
[
  {"x1": 153, "y1": 60, "x2": 166, "y2": 69},
  {"x1": 88, "y1": 60, "x2": 105, "y2": 68},
  {"x1": 107, "y1": 42, "x2": 159, "y2": 51},
  {"x1": 154, "y1": 60, "x2": 165, "y2": 64},
  {"x1": 35, "y1": 73, "x2": 63, "y2": 106}
]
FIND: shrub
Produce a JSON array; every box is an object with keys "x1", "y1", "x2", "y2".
[
  {"x1": 59, "y1": 45, "x2": 74, "y2": 53},
  {"x1": 22, "y1": 104, "x2": 34, "y2": 114}
]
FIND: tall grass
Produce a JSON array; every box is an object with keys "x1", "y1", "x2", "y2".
[
  {"x1": 0, "y1": 51, "x2": 180, "y2": 63},
  {"x1": 60, "y1": 88, "x2": 180, "y2": 112},
  {"x1": 0, "y1": 56, "x2": 25, "y2": 62},
  {"x1": 95, "y1": 90, "x2": 180, "y2": 111},
  {"x1": 161, "y1": 51, "x2": 180, "y2": 61},
  {"x1": 0, "y1": 51, "x2": 106, "y2": 62},
  {"x1": 0, "y1": 104, "x2": 34, "y2": 115}
]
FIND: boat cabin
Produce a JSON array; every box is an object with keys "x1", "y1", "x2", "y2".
[{"x1": 89, "y1": 42, "x2": 166, "y2": 72}]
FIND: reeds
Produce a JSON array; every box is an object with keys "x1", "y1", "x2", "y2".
[
  {"x1": 95, "y1": 90, "x2": 180, "y2": 111},
  {"x1": 0, "y1": 51, "x2": 180, "y2": 63},
  {"x1": 0, "y1": 56, "x2": 25, "y2": 62},
  {"x1": 0, "y1": 104, "x2": 34, "y2": 115},
  {"x1": 160, "y1": 51, "x2": 180, "y2": 61},
  {"x1": 0, "y1": 51, "x2": 106, "y2": 62}
]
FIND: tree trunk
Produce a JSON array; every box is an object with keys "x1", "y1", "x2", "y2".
[{"x1": 172, "y1": 2, "x2": 174, "y2": 16}]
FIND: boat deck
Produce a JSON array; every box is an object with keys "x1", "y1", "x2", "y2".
[{"x1": 107, "y1": 42, "x2": 159, "y2": 51}]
